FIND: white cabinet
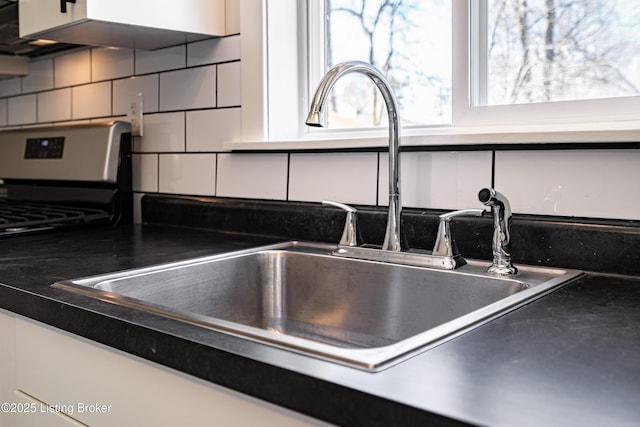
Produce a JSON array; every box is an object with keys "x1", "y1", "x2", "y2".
[
  {"x1": 0, "y1": 311, "x2": 17, "y2": 427},
  {"x1": 1, "y1": 311, "x2": 80, "y2": 427},
  {"x1": 18, "y1": 0, "x2": 227, "y2": 50},
  {"x1": 0, "y1": 311, "x2": 329, "y2": 427}
]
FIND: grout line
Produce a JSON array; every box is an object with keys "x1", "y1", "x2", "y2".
[
  {"x1": 157, "y1": 71, "x2": 161, "y2": 112},
  {"x1": 214, "y1": 64, "x2": 218, "y2": 108},
  {"x1": 109, "y1": 80, "x2": 113, "y2": 118},
  {"x1": 214, "y1": 153, "x2": 219, "y2": 196},
  {"x1": 183, "y1": 42, "x2": 188, "y2": 68},
  {"x1": 285, "y1": 153, "x2": 291, "y2": 201},
  {"x1": 491, "y1": 150, "x2": 496, "y2": 188},
  {"x1": 52, "y1": 57, "x2": 56, "y2": 91},
  {"x1": 377, "y1": 152, "x2": 382, "y2": 206},
  {"x1": 156, "y1": 154, "x2": 161, "y2": 193}
]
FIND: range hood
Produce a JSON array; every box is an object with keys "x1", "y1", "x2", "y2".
[
  {"x1": 0, "y1": 0, "x2": 226, "y2": 79},
  {"x1": 0, "y1": 1, "x2": 79, "y2": 79}
]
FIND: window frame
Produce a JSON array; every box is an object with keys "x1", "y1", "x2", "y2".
[
  {"x1": 234, "y1": 0, "x2": 640, "y2": 150},
  {"x1": 456, "y1": 1, "x2": 640, "y2": 126}
]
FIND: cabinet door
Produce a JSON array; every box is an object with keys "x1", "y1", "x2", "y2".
[
  {"x1": 19, "y1": 0, "x2": 225, "y2": 48},
  {"x1": 15, "y1": 318, "x2": 329, "y2": 427},
  {"x1": 12, "y1": 392, "x2": 84, "y2": 427},
  {"x1": 0, "y1": 311, "x2": 82, "y2": 427},
  {"x1": 84, "y1": 0, "x2": 225, "y2": 35},
  {"x1": 0, "y1": 311, "x2": 16, "y2": 427},
  {"x1": 19, "y1": 0, "x2": 88, "y2": 38}
]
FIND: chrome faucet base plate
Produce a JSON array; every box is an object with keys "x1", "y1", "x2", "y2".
[{"x1": 333, "y1": 245, "x2": 467, "y2": 270}]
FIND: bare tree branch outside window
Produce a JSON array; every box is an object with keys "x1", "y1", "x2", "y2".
[
  {"x1": 324, "y1": 0, "x2": 640, "y2": 128},
  {"x1": 488, "y1": 0, "x2": 640, "y2": 105},
  {"x1": 327, "y1": 0, "x2": 452, "y2": 127}
]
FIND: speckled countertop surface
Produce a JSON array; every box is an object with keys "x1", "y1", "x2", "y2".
[{"x1": 1, "y1": 221, "x2": 640, "y2": 426}]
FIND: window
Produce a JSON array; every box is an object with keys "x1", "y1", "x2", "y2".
[
  {"x1": 320, "y1": 0, "x2": 452, "y2": 128},
  {"x1": 237, "y1": 1, "x2": 640, "y2": 146},
  {"x1": 480, "y1": 0, "x2": 640, "y2": 106},
  {"x1": 308, "y1": 0, "x2": 640, "y2": 131}
]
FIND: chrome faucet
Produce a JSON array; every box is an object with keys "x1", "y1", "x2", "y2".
[
  {"x1": 306, "y1": 61, "x2": 402, "y2": 251},
  {"x1": 479, "y1": 188, "x2": 518, "y2": 275},
  {"x1": 308, "y1": 61, "x2": 486, "y2": 272}
]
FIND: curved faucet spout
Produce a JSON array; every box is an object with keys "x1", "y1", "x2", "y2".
[{"x1": 306, "y1": 61, "x2": 402, "y2": 251}]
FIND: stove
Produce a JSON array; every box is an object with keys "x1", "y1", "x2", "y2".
[{"x1": 0, "y1": 121, "x2": 132, "y2": 236}]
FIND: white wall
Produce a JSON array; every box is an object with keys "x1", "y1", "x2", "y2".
[{"x1": 0, "y1": 35, "x2": 639, "y2": 221}]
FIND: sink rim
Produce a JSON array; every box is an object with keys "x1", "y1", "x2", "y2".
[{"x1": 52, "y1": 241, "x2": 584, "y2": 372}]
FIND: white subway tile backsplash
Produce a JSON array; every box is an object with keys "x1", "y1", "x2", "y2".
[
  {"x1": 54, "y1": 50, "x2": 91, "y2": 88},
  {"x1": 132, "y1": 154, "x2": 159, "y2": 192},
  {"x1": 38, "y1": 89, "x2": 72, "y2": 123},
  {"x1": 186, "y1": 108, "x2": 240, "y2": 151},
  {"x1": 159, "y1": 65, "x2": 216, "y2": 111},
  {"x1": 0, "y1": 78, "x2": 21, "y2": 97},
  {"x1": 289, "y1": 153, "x2": 378, "y2": 205},
  {"x1": 4, "y1": 29, "x2": 639, "y2": 228},
  {"x1": 216, "y1": 153, "x2": 288, "y2": 200},
  {"x1": 22, "y1": 59, "x2": 53, "y2": 93},
  {"x1": 159, "y1": 154, "x2": 216, "y2": 196},
  {"x1": 495, "y1": 150, "x2": 640, "y2": 220},
  {"x1": 8, "y1": 95, "x2": 36, "y2": 125},
  {"x1": 92, "y1": 47, "x2": 134, "y2": 81},
  {"x1": 112, "y1": 75, "x2": 159, "y2": 115},
  {"x1": 187, "y1": 35, "x2": 241, "y2": 67},
  {"x1": 378, "y1": 151, "x2": 492, "y2": 209},
  {"x1": 135, "y1": 45, "x2": 186, "y2": 74},
  {"x1": 217, "y1": 62, "x2": 241, "y2": 107},
  {"x1": 72, "y1": 82, "x2": 111, "y2": 119},
  {"x1": 136, "y1": 112, "x2": 185, "y2": 153}
]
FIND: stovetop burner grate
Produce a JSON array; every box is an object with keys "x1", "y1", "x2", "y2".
[{"x1": 0, "y1": 201, "x2": 111, "y2": 232}]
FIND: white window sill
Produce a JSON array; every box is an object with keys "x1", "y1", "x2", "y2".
[{"x1": 226, "y1": 120, "x2": 640, "y2": 151}]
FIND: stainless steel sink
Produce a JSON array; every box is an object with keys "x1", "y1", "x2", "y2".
[{"x1": 53, "y1": 241, "x2": 582, "y2": 371}]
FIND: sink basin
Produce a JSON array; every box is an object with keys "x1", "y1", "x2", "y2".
[{"x1": 53, "y1": 241, "x2": 582, "y2": 371}]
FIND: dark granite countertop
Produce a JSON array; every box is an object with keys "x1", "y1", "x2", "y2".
[{"x1": 1, "y1": 223, "x2": 640, "y2": 426}]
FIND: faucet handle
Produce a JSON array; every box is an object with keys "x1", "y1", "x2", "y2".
[
  {"x1": 432, "y1": 209, "x2": 486, "y2": 258},
  {"x1": 322, "y1": 201, "x2": 362, "y2": 247},
  {"x1": 438, "y1": 208, "x2": 486, "y2": 222}
]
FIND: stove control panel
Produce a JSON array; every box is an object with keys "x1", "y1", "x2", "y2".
[
  {"x1": 0, "y1": 122, "x2": 131, "y2": 183},
  {"x1": 25, "y1": 137, "x2": 65, "y2": 159}
]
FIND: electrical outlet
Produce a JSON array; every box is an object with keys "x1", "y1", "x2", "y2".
[{"x1": 127, "y1": 93, "x2": 144, "y2": 137}]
